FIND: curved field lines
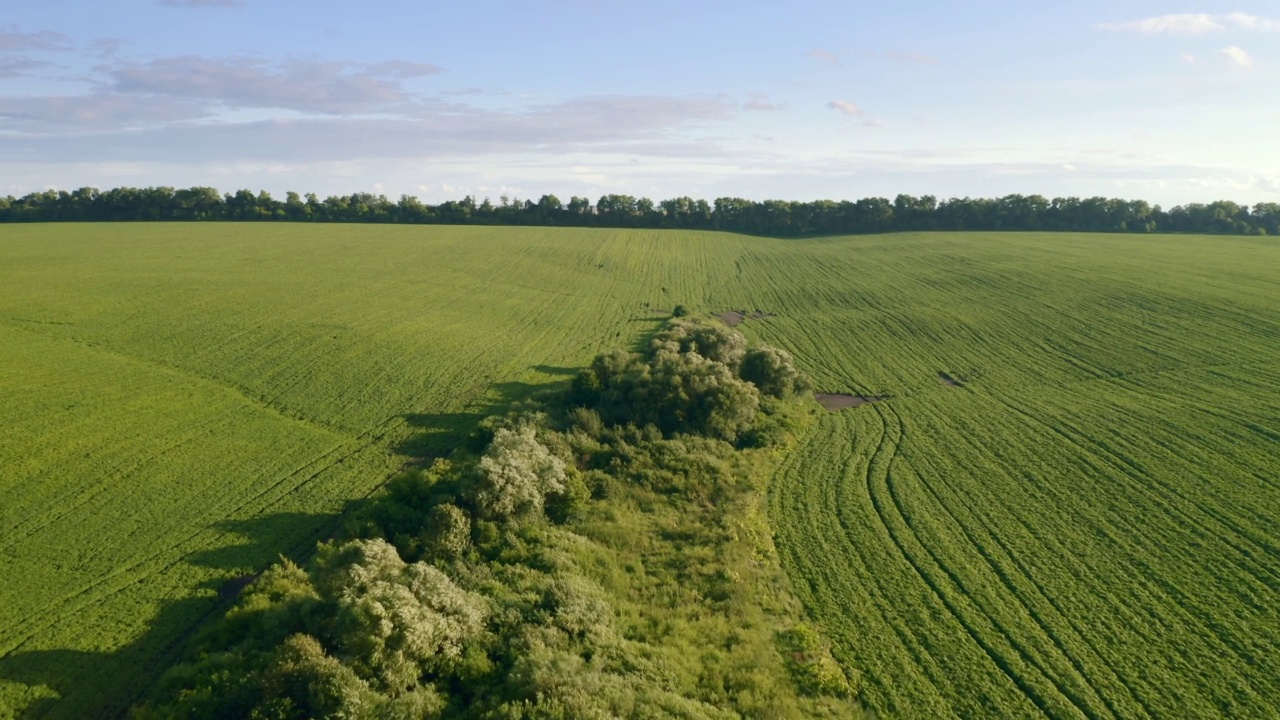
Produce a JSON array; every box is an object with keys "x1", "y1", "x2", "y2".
[
  {"x1": 762, "y1": 233, "x2": 1280, "y2": 718},
  {"x1": 1, "y1": 225, "x2": 1277, "y2": 718}
]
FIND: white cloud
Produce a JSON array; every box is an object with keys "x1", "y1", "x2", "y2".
[
  {"x1": 1220, "y1": 45, "x2": 1253, "y2": 67},
  {"x1": 103, "y1": 56, "x2": 442, "y2": 114},
  {"x1": 0, "y1": 29, "x2": 74, "y2": 52},
  {"x1": 826, "y1": 99, "x2": 863, "y2": 117},
  {"x1": 0, "y1": 56, "x2": 55, "y2": 78},
  {"x1": 1098, "y1": 14, "x2": 1222, "y2": 34},
  {"x1": 805, "y1": 50, "x2": 841, "y2": 65},
  {"x1": 1223, "y1": 12, "x2": 1280, "y2": 31},
  {"x1": 1097, "y1": 12, "x2": 1280, "y2": 34},
  {"x1": 1180, "y1": 52, "x2": 1198, "y2": 64},
  {"x1": 0, "y1": 92, "x2": 739, "y2": 164},
  {"x1": 0, "y1": 94, "x2": 212, "y2": 127},
  {"x1": 742, "y1": 92, "x2": 785, "y2": 111}
]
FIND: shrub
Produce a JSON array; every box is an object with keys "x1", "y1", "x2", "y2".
[
  {"x1": 315, "y1": 539, "x2": 488, "y2": 690},
  {"x1": 651, "y1": 318, "x2": 747, "y2": 368},
  {"x1": 260, "y1": 634, "x2": 379, "y2": 719},
  {"x1": 474, "y1": 425, "x2": 568, "y2": 522},
  {"x1": 739, "y1": 345, "x2": 810, "y2": 399},
  {"x1": 546, "y1": 469, "x2": 591, "y2": 523},
  {"x1": 420, "y1": 503, "x2": 471, "y2": 561},
  {"x1": 566, "y1": 406, "x2": 605, "y2": 438}
]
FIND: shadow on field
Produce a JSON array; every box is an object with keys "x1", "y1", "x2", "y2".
[
  {"x1": 0, "y1": 509, "x2": 353, "y2": 720},
  {"x1": 1, "y1": 367, "x2": 603, "y2": 718},
  {"x1": 394, "y1": 375, "x2": 575, "y2": 465},
  {"x1": 532, "y1": 364, "x2": 579, "y2": 377}
]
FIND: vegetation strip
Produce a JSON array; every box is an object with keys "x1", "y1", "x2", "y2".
[
  {"x1": 134, "y1": 318, "x2": 865, "y2": 718},
  {"x1": 3, "y1": 186, "x2": 1278, "y2": 236}
]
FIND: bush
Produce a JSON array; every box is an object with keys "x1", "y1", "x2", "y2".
[
  {"x1": 651, "y1": 318, "x2": 747, "y2": 368},
  {"x1": 566, "y1": 406, "x2": 605, "y2": 438},
  {"x1": 474, "y1": 425, "x2": 568, "y2": 522},
  {"x1": 581, "y1": 342, "x2": 760, "y2": 442},
  {"x1": 420, "y1": 503, "x2": 471, "y2": 561},
  {"x1": 546, "y1": 469, "x2": 591, "y2": 524},
  {"x1": 260, "y1": 634, "x2": 379, "y2": 719},
  {"x1": 739, "y1": 345, "x2": 810, "y2": 399},
  {"x1": 315, "y1": 539, "x2": 488, "y2": 689}
]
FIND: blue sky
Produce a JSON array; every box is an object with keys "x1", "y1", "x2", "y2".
[{"x1": 1, "y1": 1, "x2": 1277, "y2": 205}]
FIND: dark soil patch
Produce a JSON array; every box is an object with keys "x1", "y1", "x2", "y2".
[
  {"x1": 717, "y1": 310, "x2": 746, "y2": 326},
  {"x1": 939, "y1": 372, "x2": 964, "y2": 388},
  {"x1": 815, "y1": 393, "x2": 887, "y2": 411}
]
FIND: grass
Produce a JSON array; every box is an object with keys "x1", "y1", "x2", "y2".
[{"x1": 0, "y1": 224, "x2": 1277, "y2": 718}]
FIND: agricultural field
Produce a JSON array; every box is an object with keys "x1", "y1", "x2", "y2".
[{"x1": 0, "y1": 224, "x2": 1277, "y2": 718}]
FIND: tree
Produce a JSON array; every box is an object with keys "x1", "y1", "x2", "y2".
[
  {"x1": 651, "y1": 318, "x2": 748, "y2": 368},
  {"x1": 739, "y1": 345, "x2": 809, "y2": 398},
  {"x1": 260, "y1": 634, "x2": 379, "y2": 719},
  {"x1": 314, "y1": 539, "x2": 488, "y2": 691},
  {"x1": 420, "y1": 504, "x2": 470, "y2": 560},
  {"x1": 473, "y1": 426, "x2": 567, "y2": 522}
]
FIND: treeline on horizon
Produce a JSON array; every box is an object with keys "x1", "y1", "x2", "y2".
[{"x1": 3, "y1": 185, "x2": 1279, "y2": 237}]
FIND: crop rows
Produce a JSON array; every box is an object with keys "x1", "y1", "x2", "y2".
[
  {"x1": 0, "y1": 224, "x2": 729, "y2": 718},
  {"x1": 758, "y1": 233, "x2": 1280, "y2": 717},
  {"x1": 1, "y1": 225, "x2": 1276, "y2": 718}
]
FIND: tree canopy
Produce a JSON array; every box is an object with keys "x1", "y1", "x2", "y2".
[{"x1": 3, "y1": 186, "x2": 1277, "y2": 236}]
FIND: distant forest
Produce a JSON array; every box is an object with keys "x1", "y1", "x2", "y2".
[{"x1": 2, "y1": 186, "x2": 1277, "y2": 236}]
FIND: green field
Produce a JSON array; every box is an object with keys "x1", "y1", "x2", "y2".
[{"x1": 1, "y1": 224, "x2": 1277, "y2": 718}]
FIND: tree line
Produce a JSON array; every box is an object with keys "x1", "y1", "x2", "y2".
[{"x1": 2, "y1": 185, "x2": 1278, "y2": 236}]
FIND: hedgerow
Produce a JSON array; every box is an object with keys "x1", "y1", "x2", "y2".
[{"x1": 134, "y1": 318, "x2": 862, "y2": 719}]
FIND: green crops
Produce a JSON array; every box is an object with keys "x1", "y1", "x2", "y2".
[{"x1": 0, "y1": 224, "x2": 1276, "y2": 718}]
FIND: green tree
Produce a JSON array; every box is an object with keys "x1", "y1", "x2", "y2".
[{"x1": 474, "y1": 426, "x2": 568, "y2": 522}]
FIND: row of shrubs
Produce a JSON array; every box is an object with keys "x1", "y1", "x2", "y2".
[{"x1": 136, "y1": 318, "x2": 861, "y2": 719}]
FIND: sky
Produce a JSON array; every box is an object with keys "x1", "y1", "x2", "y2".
[{"x1": 1, "y1": 1, "x2": 1277, "y2": 206}]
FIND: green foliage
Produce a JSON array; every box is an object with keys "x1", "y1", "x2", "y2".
[
  {"x1": 133, "y1": 320, "x2": 869, "y2": 719},
  {"x1": 571, "y1": 320, "x2": 782, "y2": 442},
  {"x1": 257, "y1": 634, "x2": 381, "y2": 720},
  {"x1": 473, "y1": 425, "x2": 568, "y2": 522},
  {"x1": 739, "y1": 346, "x2": 809, "y2": 399},
  {"x1": 777, "y1": 625, "x2": 858, "y2": 699},
  {"x1": 545, "y1": 469, "x2": 591, "y2": 524},
  {"x1": 651, "y1": 318, "x2": 748, "y2": 368},
  {"x1": 5, "y1": 185, "x2": 1278, "y2": 237},
  {"x1": 565, "y1": 406, "x2": 605, "y2": 439},
  {"x1": 321, "y1": 539, "x2": 488, "y2": 689},
  {"x1": 420, "y1": 503, "x2": 471, "y2": 561}
]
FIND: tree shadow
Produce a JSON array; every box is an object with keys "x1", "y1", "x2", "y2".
[
  {"x1": 0, "y1": 364, "x2": 610, "y2": 719},
  {"x1": 393, "y1": 375, "x2": 572, "y2": 465},
  {"x1": 531, "y1": 364, "x2": 578, "y2": 377},
  {"x1": 0, "y1": 509, "x2": 351, "y2": 720}
]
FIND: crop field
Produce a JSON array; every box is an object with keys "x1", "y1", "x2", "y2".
[{"x1": 0, "y1": 224, "x2": 1277, "y2": 718}]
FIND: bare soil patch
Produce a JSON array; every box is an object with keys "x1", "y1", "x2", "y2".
[
  {"x1": 717, "y1": 310, "x2": 746, "y2": 326},
  {"x1": 939, "y1": 372, "x2": 964, "y2": 388},
  {"x1": 717, "y1": 309, "x2": 776, "y2": 326},
  {"x1": 815, "y1": 393, "x2": 887, "y2": 411}
]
